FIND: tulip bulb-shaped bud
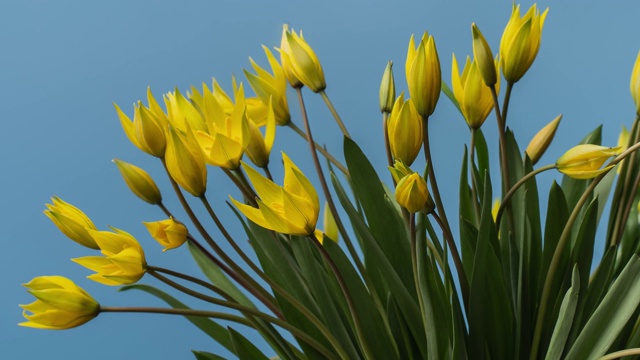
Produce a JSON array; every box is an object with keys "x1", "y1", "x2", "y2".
[
  {"x1": 556, "y1": 144, "x2": 622, "y2": 179},
  {"x1": 525, "y1": 114, "x2": 562, "y2": 165},
  {"x1": 388, "y1": 160, "x2": 414, "y2": 183},
  {"x1": 471, "y1": 23, "x2": 497, "y2": 87},
  {"x1": 406, "y1": 32, "x2": 441, "y2": 117},
  {"x1": 113, "y1": 159, "x2": 162, "y2": 205},
  {"x1": 395, "y1": 173, "x2": 429, "y2": 213},
  {"x1": 451, "y1": 54, "x2": 498, "y2": 129},
  {"x1": 245, "y1": 99, "x2": 276, "y2": 168},
  {"x1": 387, "y1": 94, "x2": 423, "y2": 166},
  {"x1": 19, "y1": 276, "x2": 99, "y2": 330},
  {"x1": 279, "y1": 25, "x2": 326, "y2": 92},
  {"x1": 144, "y1": 218, "x2": 188, "y2": 251},
  {"x1": 244, "y1": 46, "x2": 291, "y2": 125},
  {"x1": 379, "y1": 61, "x2": 396, "y2": 113},
  {"x1": 44, "y1": 197, "x2": 99, "y2": 249},
  {"x1": 165, "y1": 125, "x2": 207, "y2": 197},
  {"x1": 114, "y1": 102, "x2": 166, "y2": 158},
  {"x1": 631, "y1": 51, "x2": 640, "y2": 114},
  {"x1": 500, "y1": 3, "x2": 548, "y2": 83}
]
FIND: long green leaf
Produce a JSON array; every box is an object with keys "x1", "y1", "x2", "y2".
[
  {"x1": 192, "y1": 350, "x2": 227, "y2": 360},
  {"x1": 545, "y1": 266, "x2": 580, "y2": 360},
  {"x1": 229, "y1": 327, "x2": 270, "y2": 360}
]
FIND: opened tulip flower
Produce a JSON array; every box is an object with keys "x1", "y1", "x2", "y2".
[
  {"x1": 44, "y1": 197, "x2": 99, "y2": 249},
  {"x1": 556, "y1": 144, "x2": 621, "y2": 179},
  {"x1": 387, "y1": 94, "x2": 423, "y2": 166},
  {"x1": 19, "y1": 276, "x2": 99, "y2": 330},
  {"x1": 72, "y1": 228, "x2": 147, "y2": 286},
  {"x1": 244, "y1": 46, "x2": 290, "y2": 125},
  {"x1": 113, "y1": 159, "x2": 162, "y2": 205},
  {"x1": 406, "y1": 32, "x2": 441, "y2": 117},
  {"x1": 144, "y1": 218, "x2": 188, "y2": 251},
  {"x1": 231, "y1": 152, "x2": 319, "y2": 236},
  {"x1": 451, "y1": 54, "x2": 499, "y2": 129},
  {"x1": 500, "y1": 3, "x2": 548, "y2": 83},
  {"x1": 279, "y1": 25, "x2": 326, "y2": 92},
  {"x1": 165, "y1": 125, "x2": 208, "y2": 197}
]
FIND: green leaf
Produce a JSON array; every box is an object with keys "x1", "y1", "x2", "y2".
[
  {"x1": 474, "y1": 128, "x2": 490, "y2": 180},
  {"x1": 229, "y1": 327, "x2": 270, "y2": 360},
  {"x1": 192, "y1": 350, "x2": 227, "y2": 360},
  {"x1": 545, "y1": 266, "x2": 580, "y2": 360},
  {"x1": 565, "y1": 255, "x2": 640, "y2": 360},
  {"x1": 441, "y1": 81, "x2": 462, "y2": 114}
]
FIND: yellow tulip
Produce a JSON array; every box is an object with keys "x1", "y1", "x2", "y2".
[
  {"x1": 165, "y1": 88, "x2": 207, "y2": 133},
  {"x1": 631, "y1": 51, "x2": 640, "y2": 114},
  {"x1": 112, "y1": 159, "x2": 162, "y2": 205},
  {"x1": 471, "y1": 23, "x2": 497, "y2": 87},
  {"x1": 279, "y1": 25, "x2": 326, "y2": 92},
  {"x1": 451, "y1": 54, "x2": 499, "y2": 129},
  {"x1": 406, "y1": 32, "x2": 441, "y2": 117},
  {"x1": 231, "y1": 153, "x2": 319, "y2": 236},
  {"x1": 525, "y1": 114, "x2": 562, "y2": 165},
  {"x1": 244, "y1": 99, "x2": 276, "y2": 168},
  {"x1": 556, "y1": 144, "x2": 621, "y2": 179},
  {"x1": 387, "y1": 94, "x2": 423, "y2": 166},
  {"x1": 388, "y1": 160, "x2": 414, "y2": 183},
  {"x1": 72, "y1": 228, "x2": 147, "y2": 286},
  {"x1": 500, "y1": 3, "x2": 548, "y2": 83},
  {"x1": 244, "y1": 46, "x2": 290, "y2": 125},
  {"x1": 114, "y1": 97, "x2": 167, "y2": 158},
  {"x1": 165, "y1": 125, "x2": 207, "y2": 197},
  {"x1": 395, "y1": 173, "x2": 429, "y2": 213},
  {"x1": 44, "y1": 197, "x2": 99, "y2": 249},
  {"x1": 143, "y1": 218, "x2": 188, "y2": 251},
  {"x1": 19, "y1": 276, "x2": 99, "y2": 330},
  {"x1": 379, "y1": 61, "x2": 396, "y2": 113}
]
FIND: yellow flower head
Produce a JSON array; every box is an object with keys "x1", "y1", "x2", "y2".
[
  {"x1": 451, "y1": 54, "x2": 499, "y2": 129},
  {"x1": 525, "y1": 114, "x2": 562, "y2": 165},
  {"x1": 165, "y1": 125, "x2": 208, "y2": 197},
  {"x1": 19, "y1": 276, "x2": 99, "y2": 330},
  {"x1": 379, "y1": 61, "x2": 396, "y2": 113},
  {"x1": 406, "y1": 32, "x2": 441, "y2": 117},
  {"x1": 388, "y1": 160, "x2": 414, "y2": 183},
  {"x1": 114, "y1": 89, "x2": 168, "y2": 158},
  {"x1": 244, "y1": 99, "x2": 276, "y2": 168},
  {"x1": 44, "y1": 197, "x2": 99, "y2": 249},
  {"x1": 112, "y1": 159, "x2": 162, "y2": 205},
  {"x1": 231, "y1": 153, "x2": 319, "y2": 236},
  {"x1": 143, "y1": 218, "x2": 188, "y2": 252},
  {"x1": 387, "y1": 93, "x2": 423, "y2": 166},
  {"x1": 395, "y1": 173, "x2": 429, "y2": 213},
  {"x1": 556, "y1": 144, "x2": 622, "y2": 179},
  {"x1": 500, "y1": 3, "x2": 548, "y2": 83},
  {"x1": 279, "y1": 25, "x2": 326, "y2": 92},
  {"x1": 165, "y1": 88, "x2": 207, "y2": 133},
  {"x1": 630, "y1": 51, "x2": 640, "y2": 114},
  {"x1": 244, "y1": 46, "x2": 291, "y2": 125},
  {"x1": 72, "y1": 228, "x2": 147, "y2": 286},
  {"x1": 471, "y1": 23, "x2": 497, "y2": 87}
]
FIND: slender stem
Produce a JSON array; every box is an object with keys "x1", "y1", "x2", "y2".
[
  {"x1": 287, "y1": 121, "x2": 349, "y2": 176},
  {"x1": 495, "y1": 164, "x2": 557, "y2": 226},
  {"x1": 410, "y1": 214, "x2": 429, "y2": 343},
  {"x1": 319, "y1": 90, "x2": 351, "y2": 139},
  {"x1": 501, "y1": 81, "x2": 514, "y2": 126},
  {"x1": 611, "y1": 116, "x2": 640, "y2": 246},
  {"x1": 223, "y1": 168, "x2": 257, "y2": 206},
  {"x1": 100, "y1": 306, "x2": 337, "y2": 360},
  {"x1": 148, "y1": 265, "x2": 236, "y2": 300},
  {"x1": 383, "y1": 111, "x2": 394, "y2": 169},
  {"x1": 431, "y1": 211, "x2": 469, "y2": 308},
  {"x1": 157, "y1": 201, "x2": 172, "y2": 218},
  {"x1": 469, "y1": 128, "x2": 482, "y2": 223},
  {"x1": 599, "y1": 348, "x2": 640, "y2": 360},
  {"x1": 262, "y1": 165, "x2": 274, "y2": 181},
  {"x1": 615, "y1": 170, "x2": 640, "y2": 245},
  {"x1": 233, "y1": 167, "x2": 257, "y2": 199}
]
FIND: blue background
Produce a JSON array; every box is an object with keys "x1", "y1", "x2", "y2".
[{"x1": 3, "y1": 1, "x2": 640, "y2": 358}]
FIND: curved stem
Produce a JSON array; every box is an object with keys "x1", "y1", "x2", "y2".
[
  {"x1": 287, "y1": 121, "x2": 349, "y2": 176},
  {"x1": 599, "y1": 348, "x2": 640, "y2": 360},
  {"x1": 319, "y1": 90, "x2": 351, "y2": 139},
  {"x1": 495, "y1": 164, "x2": 556, "y2": 226},
  {"x1": 611, "y1": 116, "x2": 640, "y2": 245},
  {"x1": 262, "y1": 165, "x2": 274, "y2": 181},
  {"x1": 223, "y1": 168, "x2": 257, "y2": 206},
  {"x1": 431, "y1": 211, "x2": 468, "y2": 308},
  {"x1": 615, "y1": 170, "x2": 640, "y2": 245},
  {"x1": 469, "y1": 128, "x2": 482, "y2": 223}
]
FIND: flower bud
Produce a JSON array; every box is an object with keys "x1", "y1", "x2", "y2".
[
  {"x1": 244, "y1": 46, "x2": 291, "y2": 125},
  {"x1": 525, "y1": 114, "x2": 562, "y2": 165},
  {"x1": 631, "y1": 51, "x2": 640, "y2": 114},
  {"x1": 114, "y1": 101, "x2": 166, "y2": 158},
  {"x1": 388, "y1": 160, "x2": 414, "y2": 183},
  {"x1": 144, "y1": 218, "x2": 188, "y2": 251},
  {"x1": 165, "y1": 125, "x2": 207, "y2": 197},
  {"x1": 279, "y1": 25, "x2": 326, "y2": 92},
  {"x1": 379, "y1": 61, "x2": 396, "y2": 113},
  {"x1": 245, "y1": 99, "x2": 276, "y2": 168},
  {"x1": 387, "y1": 94, "x2": 423, "y2": 166},
  {"x1": 44, "y1": 197, "x2": 99, "y2": 249},
  {"x1": 556, "y1": 144, "x2": 621, "y2": 179},
  {"x1": 471, "y1": 23, "x2": 497, "y2": 87},
  {"x1": 112, "y1": 159, "x2": 162, "y2": 205},
  {"x1": 395, "y1": 173, "x2": 429, "y2": 213},
  {"x1": 406, "y1": 32, "x2": 441, "y2": 117}
]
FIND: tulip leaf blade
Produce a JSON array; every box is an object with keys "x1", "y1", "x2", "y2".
[
  {"x1": 228, "y1": 327, "x2": 270, "y2": 360},
  {"x1": 545, "y1": 265, "x2": 580, "y2": 360},
  {"x1": 192, "y1": 350, "x2": 227, "y2": 360}
]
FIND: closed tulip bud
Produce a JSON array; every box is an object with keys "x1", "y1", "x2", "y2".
[
  {"x1": 406, "y1": 33, "x2": 441, "y2": 117},
  {"x1": 279, "y1": 25, "x2": 326, "y2": 92},
  {"x1": 244, "y1": 46, "x2": 291, "y2": 125},
  {"x1": 525, "y1": 114, "x2": 562, "y2": 165},
  {"x1": 165, "y1": 125, "x2": 207, "y2": 197},
  {"x1": 114, "y1": 101, "x2": 167, "y2": 158},
  {"x1": 19, "y1": 276, "x2": 99, "y2": 330},
  {"x1": 556, "y1": 144, "x2": 621, "y2": 179},
  {"x1": 379, "y1": 61, "x2": 396, "y2": 113},
  {"x1": 451, "y1": 54, "x2": 498, "y2": 129},
  {"x1": 630, "y1": 51, "x2": 640, "y2": 114},
  {"x1": 395, "y1": 173, "x2": 429, "y2": 213},
  {"x1": 44, "y1": 197, "x2": 99, "y2": 249},
  {"x1": 112, "y1": 159, "x2": 162, "y2": 205},
  {"x1": 143, "y1": 218, "x2": 188, "y2": 251},
  {"x1": 245, "y1": 99, "x2": 276, "y2": 168},
  {"x1": 471, "y1": 23, "x2": 497, "y2": 87},
  {"x1": 387, "y1": 94, "x2": 423, "y2": 166},
  {"x1": 500, "y1": 3, "x2": 548, "y2": 83},
  {"x1": 72, "y1": 228, "x2": 147, "y2": 286}
]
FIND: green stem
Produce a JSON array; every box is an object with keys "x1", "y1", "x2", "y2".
[
  {"x1": 287, "y1": 121, "x2": 349, "y2": 176},
  {"x1": 469, "y1": 128, "x2": 482, "y2": 223},
  {"x1": 410, "y1": 214, "x2": 429, "y2": 346},
  {"x1": 383, "y1": 111, "x2": 394, "y2": 170},
  {"x1": 614, "y1": 169, "x2": 640, "y2": 246},
  {"x1": 599, "y1": 348, "x2": 640, "y2": 360},
  {"x1": 262, "y1": 164, "x2": 274, "y2": 181},
  {"x1": 501, "y1": 81, "x2": 514, "y2": 125},
  {"x1": 223, "y1": 168, "x2": 257, "y2": 206},
  {"x1": 431, "y1": 211, "x2": 468, "y2": 308},
  {"x1": 319, "y1": 90, "x2": 351, "y2": 139}
]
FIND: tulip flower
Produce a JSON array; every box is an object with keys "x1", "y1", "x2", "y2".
[
  {"x1": 379, "y1": 61, "x2": 396, "y2": 113},
  {"x1": 556, "y1": 144, "x2": 621, "y2": 179},
  {"x1": 451, "y1": 54, "x2": 499, "y2": 129},
  {"x1": 44, "y1": 197, "x2": 99, "y2": 249},
  {"x1": 231, "y1": 153, "x2": 319, "y2": 236},
  {"x1": 113, "y1": 159, "x2": 162, "y2": 205},
  {"x1": 388, "y1": 160, "x2": 414, "y2": 183},
  {"x1": 73, "y1": 228, "x2": 147, "y2": 286},
  {"x1": 143, "y1": 218, "x2": 188, "y2": 251},
  {"x1": 406, "y1": 32, "x2": 441, "y2": 117},
  {"x1": 165, "y1": 125, "x2": 208, "y2": 197},
  {"x1": 244, "y1": 99, "x2": 276, "y2": 168},
  {"x1": 631, "y1": 51, "x2": 640, "y2": 114},
  {"x1": 114, "y1": 100, "x2": 167, "y2": 158},
  {"x1": 279, "y1": 25, "x2": 326, "y2": 92},
  {"x1": 165, "y1": 88, "x2": 207, "y2": 133},
  {"x1": 244, "y1": 46, "x2": 291, "y2": 125},
  {"x1": 387, "y1": 93, "x2": 423, "y2": 166},
  {"x1": 395, "y1": 173, "x2": 429, "y2": 213},
  {"x1": 471, "y1": 23, "x2": 498, "y2": 87},
  {"x1": 525, "y1": 114, "x2": 562, "y2": 165},
  {"x1": 19, "y1": 276, "x2": 100, "y2": 330},
  {"x1": 500, "y1": 3, "x2": 548, "y2": 83}
]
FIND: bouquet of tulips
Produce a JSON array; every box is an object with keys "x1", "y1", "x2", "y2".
[{"x1": 19, "y1": 3, "x2": 640, "y2": 360}]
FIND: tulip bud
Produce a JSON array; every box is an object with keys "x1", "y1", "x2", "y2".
[
  {"x1": 112, "y1": 159, "x2": 162, "y2": 205},
  {"x1": 279, "y1": 25, "x2": 326, "y2": 92},
  {"x1": 245, "y1": 99, "x2": 276, "y2": 168},
  {"x1": 471, "y1": 23, "x2": 497, "y2": 87},
  {"x1": 143, "y1": 218, "x2": 188, "y2": 251},
  {"x1": 114, "y1": 102, "x2": 166, "y2": 158},
  {"x1": 379, "y1": 61, "x2": 396, "y2": 113},
  {"x1": 395, "y1": 173, "x2": 429, "y2": 213},
  {"x1": 388, "y1": 160, "x2": 414, "y2": 183},
  {"x1": 406, "y1": 33, "x2": 441, "y2": 117},
  {"x1": 525, "y1": 114, "x2": 562, "y2": 165},
  {"x1": 244, "y1": 46, "x2": 291, "y2": 125},
  {"x1": 165, "y1": 125, "x2": 207, "y2": 197},
  {"x1": 556, "y1": 144, "x2": 621, "y2": 179},
  {"x1": 631, "y1": 51, "x2": 640, "y2": 114},
  {"x1": 44, "y1": 197, "x2": 99, "y2": 249},
  {"x1": 387, "y1": 94, "x2": 423, "y2": 166}
]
